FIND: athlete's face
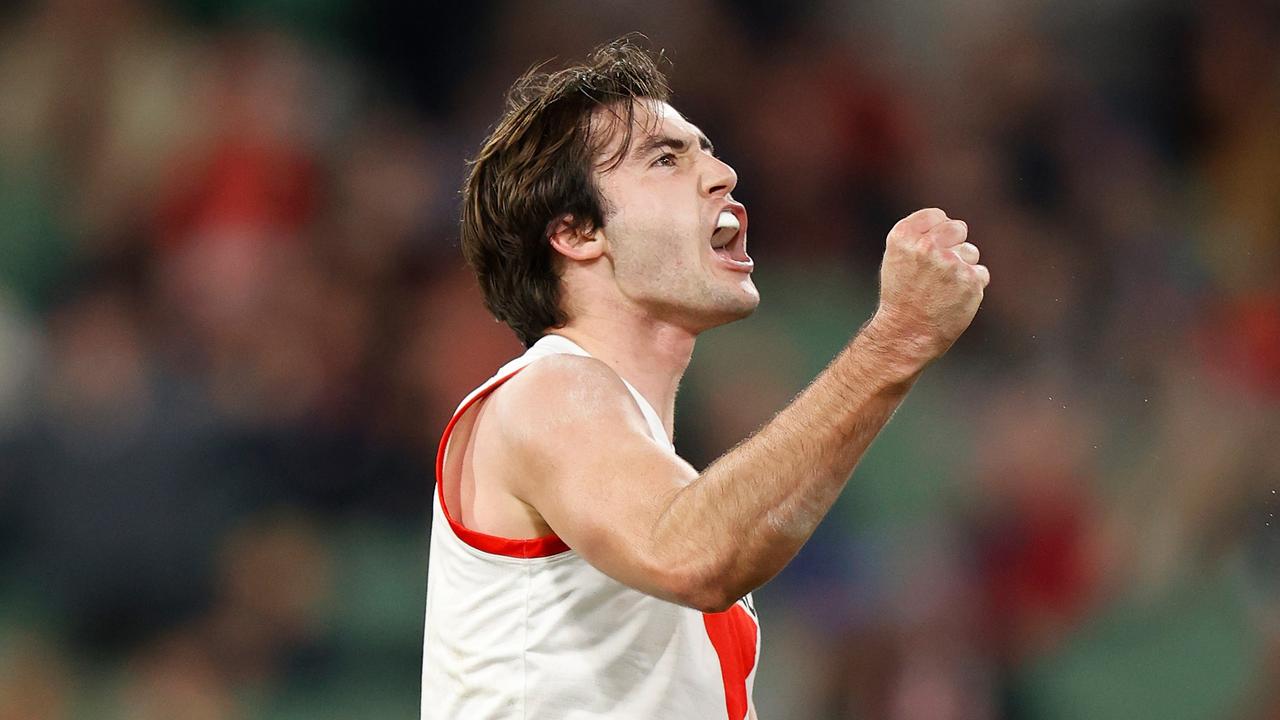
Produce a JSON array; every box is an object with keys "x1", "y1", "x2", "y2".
[{"x1": 591, "y1": 100, "x2": 759, "y2": 332}]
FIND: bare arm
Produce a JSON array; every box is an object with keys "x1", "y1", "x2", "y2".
[{"x1": 495, "y1": 208, "x2": 988, "y2": 612}]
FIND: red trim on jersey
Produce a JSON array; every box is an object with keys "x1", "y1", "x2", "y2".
[
  {"x1": 703, "y1": 603, "x2": 759, "y2": 720},
  {"x1": 435, "y1": 368, "x2": 570, "y2": 559}
]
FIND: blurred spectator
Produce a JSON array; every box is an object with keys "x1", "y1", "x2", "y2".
[{"x1": 0, "y1": 632, "x2": 73, "y2": 720}]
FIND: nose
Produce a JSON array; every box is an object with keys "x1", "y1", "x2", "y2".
[{"x1": 701, "y1": 154, "x2": 738, "y2": 198}]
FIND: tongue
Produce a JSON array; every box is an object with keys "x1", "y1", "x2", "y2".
[{"x1": 711, "y1": 225, "x2": 736, "y2": 249}]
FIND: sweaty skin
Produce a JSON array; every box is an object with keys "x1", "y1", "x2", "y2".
[{"x1": 447, "y1": 99, "x2": 989, "y2": 613}]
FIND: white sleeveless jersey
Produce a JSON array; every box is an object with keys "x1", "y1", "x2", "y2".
[{"x1": 421, "y1": 334, "x2": 761, "y2": 720}]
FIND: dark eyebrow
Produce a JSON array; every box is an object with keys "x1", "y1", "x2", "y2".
[{"x1": 633, "y1": 132, "x2": 715, "y2": 159}]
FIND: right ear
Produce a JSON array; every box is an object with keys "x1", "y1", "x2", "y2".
[{"x1": 548, "y1": 214, "x2": 605, "y2": 261}]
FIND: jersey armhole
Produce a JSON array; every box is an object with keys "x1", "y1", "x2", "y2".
[{"x1": 435, "y1": 368, "x2": 570, "y2": 559}]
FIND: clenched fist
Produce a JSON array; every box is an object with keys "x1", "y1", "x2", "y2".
[{"x1": 872, "y1": 208, "x2": 989, "y2": 366}]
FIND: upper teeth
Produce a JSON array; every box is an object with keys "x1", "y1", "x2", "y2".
[{"x1": 712, "y1": 211, "x2": 740, "y2": 248}]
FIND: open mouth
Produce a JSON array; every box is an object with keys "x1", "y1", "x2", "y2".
[{"x1": 710, "y1": 209, "x2": 753, "y2": 271}]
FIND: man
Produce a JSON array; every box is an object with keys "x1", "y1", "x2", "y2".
[{"x1": 421, "y1": 37, "x2": 988, "y2": 720}]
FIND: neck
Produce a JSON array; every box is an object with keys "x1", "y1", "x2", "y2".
[{"x1": 551, "y1": 313, "x2": 695, "y2": 441}]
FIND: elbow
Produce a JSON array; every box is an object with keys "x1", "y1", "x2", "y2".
[
  {"x1": 662, "y1": 562, "x2": 743, "y2": 614},
  {"x1": 689, "y1": 592, "x2": 740, "y2": 614},
  {"x1": 676, "y1": 584, "x2": 739, "y2": 614}
]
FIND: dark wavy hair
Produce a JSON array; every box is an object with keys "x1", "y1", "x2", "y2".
[{"x1": 460, "y1": 35, "x2": 671, "y2": 347}]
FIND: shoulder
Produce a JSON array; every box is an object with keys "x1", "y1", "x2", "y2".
[{"x1": 485, "y1": 354, "x2": 650, "y2": 448}]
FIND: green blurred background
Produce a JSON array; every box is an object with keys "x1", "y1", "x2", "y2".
[{"x1": 0, "y1": 0, "x2": 1277, "y2": 718}]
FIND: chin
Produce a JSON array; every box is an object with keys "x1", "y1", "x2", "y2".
[
  {"x1": 691, "y1": 284, "x2": 761, "y2": 331},
  {"x1": 634, "y1": 276, "x2": 760, "y2": 332},
  {"x1": 729, "y1": 276, "x2": 761, "y2": 311},
  {"x1": 727, "y1": 283, "x2": 761, "y2": 317}
]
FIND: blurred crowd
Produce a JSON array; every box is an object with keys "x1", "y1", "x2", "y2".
[{"x1": 0, "y1": 0, "x2": 1277, "y2": 718}]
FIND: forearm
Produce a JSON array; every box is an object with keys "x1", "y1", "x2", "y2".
[{"x1": 651, "y1": 314, "x2": 927, "y2": 608}]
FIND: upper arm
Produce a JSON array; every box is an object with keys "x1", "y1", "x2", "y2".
[{"x1": 486, "y1": 355, "x2": 707, "y2": 606}]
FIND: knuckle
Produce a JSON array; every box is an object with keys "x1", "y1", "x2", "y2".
[{"x1": 921, "y1": 209, "x2": 947, "y2": 227}]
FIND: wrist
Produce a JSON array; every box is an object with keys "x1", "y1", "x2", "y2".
[{"x1": 857, "y1": 308, "x2": 934, "y2": 389}]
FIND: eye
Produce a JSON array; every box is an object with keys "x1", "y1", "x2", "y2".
[{"x1": 651, "y1": 152, "x2": 677, "y2": 168}]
